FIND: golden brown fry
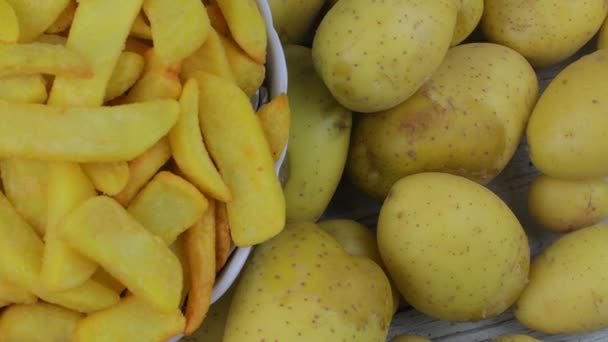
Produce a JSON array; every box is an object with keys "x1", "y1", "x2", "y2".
[
  {"x1": 0, "y1": 75, "x2": 47, "y2": 103},
  {"x1": 206, "y1": 3, "x2": 230, "y2": 36},
  {"x1": 73, "y1": 296, "x2": 185, "y2": 342},
  {"x1": 6, "y1": 0, "x2": 70, "y2": 42},
  {"x1": 128, "y1": 171, "x2": 208, "y2": 245},
  {"x1": 215, "y1": 0, "x2": 267, "y2": 64},
  {"x1": 144, "y1": 0, "x2": 210, "y2": 65},
  {"x1": 81, "y1": 162, "x2": 130, "y2": 196},
  {"x1": 0, "y1": 99, "x2": 179, "y2": 163},
  {"x1": 0, "y1": 158, "x2": 48, "y2": 236},
  {"x1": 220, "y1": 34, "x2": 265, "y2": 96},
  {"x1": 215, "y1": 201, "x2": 232, "y2": 272},
  {"x1": 113, "y1": 138, "x2": 172, "y2": 206},
  {"x1": 104, "y1": 51, "x2": 145, "y2": 102},
  {"x1": 195, "y1": 71, "x2": 285, "y2": 246},
  {"x1": 45, "y1": 0, "x2": 76, "y2": 34},
  {"x1": 181, "y1": 28, "x2": 234, "y2": 82},
  {"x1": 0, "y1": 276, "x2": 36, "y2": 305},
  {"x1": 0, "y1": 42, "x2": 92, "y2": 78},
  {"x1": 0, "y1": 0, "x2": 18, "y2": 43},
  {"x1": 60, "y1": 196, "x2": 183, "y2": 312},
  {"x1": 169, "y1": 78, "x2": 231, "y2": 201},
  {"x1": 184, "y1": 200, "x2": 216, "y2": 335},
  {"x1": 257, "y1": 93, "x2": 291, "y2": 161},
  {"x1": 130, "y1": 12, "x2": 152, "y2": 40},
  {"x1": 123, "y1": 72, "x2": 182, "y2": 102},
  {"x1": 0, "y1": 302, "x2": 83, "y2": 342}
]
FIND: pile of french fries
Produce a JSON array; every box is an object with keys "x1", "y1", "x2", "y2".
[{"x1": 0, "y1": 0, "x2": 289, "y2": 340}]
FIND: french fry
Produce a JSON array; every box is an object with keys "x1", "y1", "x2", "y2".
[
  {"x1": 40, "y1": 162, "x2": 97, "y2": 292},
  {"x1": 6, "y1": 0, "x2": 71, "y2": 42},
  {"x1": 47, "y1": 0, "x2": 142, "y2": 106},
  {"x1": 0, "y1": 99, "x2": 179, "y2": 162},
  {"x1": 45, "y1": 0, "x2": 76, "y2": 34},
  {"x1": 257, "y1": 93, "x2": 291, "y2": 161},
  {"x1": 59, "y1": 196, "x2": 183, "y2": 312},
  {"x1": 195, "y1": 71, "x2": 285, "y2": 246},
  {"x1": 125, "y1": 36, "x2": 152, "y2": 55},
  {"x1": 169, "y1": 235, "x2": 190, "y2": 308},
  {"x1": 123, "y1": 72, "x2": 182, "y2": 102},
  {"x1": 35, "y1": 33, "x2": 67, "y2": 45},
  {"x1": 91, "y1": 269, "x2": 126, "y2": 295},
  {"x1": 128, "y1": 171, "x2": 208, "y2": 245},
  {"x1": 215, "y1": 0, "x2": 267, "y2": 64},
  {"x1": 206, "y1": 3, "x2": 230, "y2": 36},
  {"x1": 0, "y1": 158, "x2": 48, "y2": 236},
  {"x1": 0, "y1": 42, "x2": 92, "y2": 78},
  {"x1": 181, "y1": 28, "x2": 234, "y2": 82},
  {"x1": 104, "y1": 51, "x2": 145, "y2": 102},
  {"x1": 37, "y1": 281, "x2": 120, "y2": 314},
  {"x1": 81, "y1": 162, "x2": 130, "y2": 196},
  {"x1": 0, "y1": 0, "x2": 18, "y2": 43},
  {"x1": 130, "y1": 12, "x2": 152, "y2": 40},
  {"x1": 143, "y1": 0, "x2": 210, "y2": 65},
  {"x1": 0, "y1": 276, "x2": 36, "y2": 305},
  {"x1": 142, "y1": 47, "x2": 180, "y2": 74},
  {"x1": 73, "y1": 296, "x2": 185, "y2": 342},
  {"x1": 215, "y1": 201, "x2": 232, "y2": 272},
  {"x1": 169, "y1": 78, "x2": 231, "y2": 201},
  {"x1": 113, "y1": 138, "x2": 172, "y2": 206},
  {"x1": 0, "y1": 75, "x2": 47, "y2": 103},
  {"x1": 0, "y1": 300, "x2": 9, "y2": 308},
  {"x1": 184, "y1": 200, "x2": 216, "y2": 335},
  {"x1": 0, "y1": 302, "x2": 83, "y2": 342},
  {"x1": 220, "y1": 34, "x2": 265, "y2": 97}
]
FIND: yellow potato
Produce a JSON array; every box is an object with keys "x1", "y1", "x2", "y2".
[
  {"x1": 515, "y1": 224, "x2": 608, "y2": 333},
  {"x1": 220, "y1": 34, "x2": 265, "y2": 96},
  {"x1": 6, "y1": 0, "x2": 70, "y2": 42},
  {"x1": 81, "y1": 162, "x2": 130, "y2": 196},
  {"x1": 391, "y1": 336, "x2": 432, "y2": 342},
  {"x1": 169, "y1": 78, "x2": 231, "y2": 202},
  {"x1": 59, "y1": 196, "x2": 183, "y2": 312},
  {"x1": 256, "y1": 93, "x2": 290, "y2": 162},
  {"x1": 214, "y1": 201, "x2": 232, "y2": 271},
  {"x1": 91, "y1": 269, "x2": 125, "y2": 295},
  {"x1": 40, "y1": 162, "x2": 97, "y2": 292},
  {"x1": 45, "y1": 0, "x2": 76, "y2": 34},
  {"x1": 184, "y1": 201, "x2": 216, "y2": 335},
  {"x1": 130, "y1": 12, "x2": 152, "y2": 40},
  {"x1": 195, "y1": 71, "x2": 285, "y2": 247},
  {"x1": 216, "y1": 0, "x2": 267, "y2": 64},
  {"x1": 0, "y1": 42, "x2": 92, "y2": 78},
  {"x1": 599, "y1": 17, "x2": 608, "y2": 49},
  {"x1": 0, "y1": 302, "x2": 83, "y2": 342},
  {"x1": 104, "y1": 51, "x2": 145, "y2": 102},
  {"x1": 181, "y1": 28, "x2": 234, "y2": 82},
  {"x1": 0, "y1": 276, "x2": 36, "y2": 305},
  {"x1": 0, "y1": 75, "x2": 47, "y2": 103},
  {"x1": 451, "y1": 0, "x2": 483, "y2": 46},
  {"x1": 128, "y1": 171, "x2": 208, "y2": 245},
  {"x1": 267, "y1": 0, "x2": 325, "y2": 44},
  {"x1": 492, "y1": 335, "x2": 542, "y2": 342},
  {"x1": 73, "y1": 296, "x2": 185, "y2": 342},
  {"x1": 0, "y1": 0, "x2": 18, "y2": 43},
  {"x1": 0, "y1": 158, "x2": 48, "y2": 236},
  {"x1": 527, "y1": 49, "x2": 608, "y2": 179},
  {"x1": 0, "y1": 99, "x2": 178, "y2": 162},
  {"x1": 47, "y1": 0, "x2": 142, "y2": 106},
  {"x1": 143, "y1": 0, "x2": 210, "y2": 65},
  {"x1": 113, "y1": 138, "x2": 172, "y2": 206}
]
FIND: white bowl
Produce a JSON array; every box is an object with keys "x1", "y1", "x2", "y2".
[{"x1": 167, "y1": 1, "x2": 287, "y2": 341}]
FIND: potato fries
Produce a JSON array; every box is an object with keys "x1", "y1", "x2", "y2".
[
  {"x1": 0, "y1": 42, "x2": 92, "y2": 78},
  {"x1": 60, "y1": 196, "x2": 183, "y2": 312},
  {"x1": 130, "y1": 12, "x2": 152, "y2": 40},
  {"x1": 206, "y1": 3, "x2": 230, "y2": 36},
  {"x1": 257, "y1": 93, "x2": 291, "y2": 161},
  {"x1": 6, "y1": 0, "x2": 71, "y2": 42},
  {"x1": 215, "y1": 0, "x2": 267, "y2": 64},
  {"x1": 73, "y1": 296, "x2": 185, "y2": 342},
  {"x1": 0, "y1": 302, "x2": 83, "y2": 342},
  {"x1": 181, "y1": 28, "x2": 234, "y2": 82},
  {"x1": 184, "y1": 200, "x2": 216, "y2": 335},
  {"x1": 215, "y1": 202, "x2": 232, "y2": 271},
  {"x1": 45, "y1": 0, "x2": 76, "y2": 34},
  {"x1": 0, "y1": 276, "x2": 36, "y2": 305},
  {"x1": 128, "y1": 171, "x2": 208, "y2": 245},
  {"x1": 0, "y1": 0, "x2": 18, "y2": 43},
  {"x1": 221, "y1": 34, "x2": 265, "y2": 96},
  {"x1": 0, "y1": 99, "x2": 178, "y2": 162},
  {"x1": 81, "y1": 162, "x2": 130, "y2": 196},
  {"x1": 104, "y1": 51, "x2": 145, "y2": 102},
  {"x1": 0, "y1": 75, "x2": 47, "y2": 103}
]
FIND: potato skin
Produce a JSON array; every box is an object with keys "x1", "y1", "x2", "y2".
[
  {"x1": 451, "y1": 0, "x2": 484, "y2": 46},
  {"x1": 312, "y1": 0, "x2": 458, "y2": 113},
  {"x1": 481, "y1": 0, "x2": 608, "y2": 67},
  {"x1": 514, "y1": 224, "x2": 608, "y2": 334},
  {"x1": 377, "y1": 172, "x2": 530, "y2": 322},
  {"x1": 528, "y1": 175, "x2": 608, "y2": 232},
  {"x1": 527, "y1": 49, "x2": 608, "y2": 180},
  {"x1": 599, "y1": 17, "x2": 608, "y2": 49},
  {"x1": 347, "y1": 43, "x2": 538, "y2": 200}
]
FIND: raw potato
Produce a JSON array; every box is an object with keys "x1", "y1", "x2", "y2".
[
  {"x1": 599, "y1": 17, "x2": 608, "y2": 49},
  {"x1": 514, "y1": 224, "x2": 608, "y2": 333},
  {"x1": 391, "y1": 336, "x2": 431, "y2": 342},
  {"x1": 492, "y1": 335, "x2": 542, "y2": 342},
  {"x1": 527, "y1": 49, "x2": 608, "y2": 179},
  {"x1": 194, "y1": 280, "x2": 236, "y2": 341},
  {"x1": 528, "y1": 175, "x2": 608, "y2": 232},
  {"x1": 224, "y1": 222, "x2": 393, "y2": 342},
  {"x1": 0, "y1": 42, "x2": 92, "y2": 78},
  {"x1": 451, "y1": 0, "x2": 483, "y2": 46},
  {"x1": 348, "y1": 43, "x2": 538, "y2": 200},
  {"x1": 312, "y1": 0, "x2": 458, "y2": 113},
  {"x1": 481, "y1": 0, "x2": 608, "y2": 67},
  {"x1": 0, "y1": 302, "x2": 83, "y2": 342},
  {"x1": 268, "y1": 0, "x2": 325, "y2": 44},
  {"x1": 283, "y1": 45, "x2": 351, "y2": 222},
  {"x1": 0, "y1": 0, "x2": 18, "y2": 43},
  {"x1": 378, "y1": 173, "x2": 530, "y2": 321}
]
